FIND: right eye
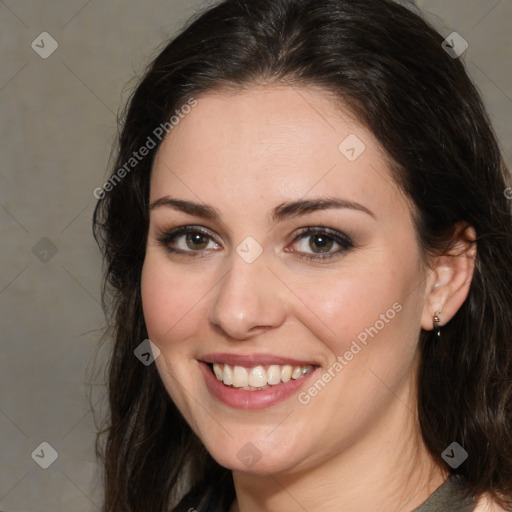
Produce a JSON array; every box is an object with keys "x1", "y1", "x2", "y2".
[{"x1": 156, "y1": 226, "x2": 222, "y2": 256}]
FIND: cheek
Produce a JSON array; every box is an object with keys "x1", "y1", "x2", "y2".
[
  {"x1": 288, "y1": 252, "x2": 423, "y2": 362},
  {"x1": 292, "y1": 267, "x2": 392, "y2": 338},
  {"x1": 141, "y1": 255, "x2": 207, "y2": 420},
  {"x1": 289, "y1": 262, "x2": 423, "y2": 435},
  {"x1": 140, "y1": 254, "x2": 206, "y2": 346}
]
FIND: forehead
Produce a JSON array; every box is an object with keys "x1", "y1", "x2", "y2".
[{"x1": 150, "y1": 85, "x2": 407, "y2": 222}]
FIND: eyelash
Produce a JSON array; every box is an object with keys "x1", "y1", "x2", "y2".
[
  {"x1": 156, "y1": 225, "x2": 354, "y2": 261},
  {"x1": 290, "y1": 226, "x2": 353, "y2": 260}
]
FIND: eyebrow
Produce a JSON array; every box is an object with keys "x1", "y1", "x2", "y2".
[{"x1": 149, "y1": 196, "x2": 376, "y2": 222}]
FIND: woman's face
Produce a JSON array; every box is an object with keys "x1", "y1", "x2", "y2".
[{"x1": 141, "y1": 85, "x2": 431, "y2": 475}]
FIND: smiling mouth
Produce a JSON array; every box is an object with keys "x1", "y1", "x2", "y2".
[{"x1": 207, "y1": 362, "x2": 317, "y2": 391}]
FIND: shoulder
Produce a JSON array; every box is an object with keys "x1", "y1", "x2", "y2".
[{"x1": 473, "y1": 493, "x2": 511, "y2": 512}]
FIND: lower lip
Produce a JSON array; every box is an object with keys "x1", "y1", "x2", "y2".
[{"x1": 199, "y1": 361, "x2": 319, "y2": 410}]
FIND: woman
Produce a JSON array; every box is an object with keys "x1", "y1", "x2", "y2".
[{"x1": 93, "y1": 0, "x2": 512, "y2": 510}]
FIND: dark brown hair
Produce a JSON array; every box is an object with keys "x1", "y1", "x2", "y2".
[{"x1": 93, "y1": 0, "x2": 512, "y2": 510}]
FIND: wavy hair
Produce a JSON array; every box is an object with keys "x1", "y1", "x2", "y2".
[{"x1": 93, "y1": 0, "x2": 512, "y2": 509}]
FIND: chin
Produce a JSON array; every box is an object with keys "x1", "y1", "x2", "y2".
[{"x1": 203, "y1": 434, "x2": 308, "y2": 476}]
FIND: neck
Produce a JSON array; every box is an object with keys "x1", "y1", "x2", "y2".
[{"x1": 229, "y1": 378, "x2": 448, "y2": 512}]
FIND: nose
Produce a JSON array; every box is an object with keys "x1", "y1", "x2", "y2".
[{"x1": 208, "y1": 249, "x2": 287, "y2": 341}]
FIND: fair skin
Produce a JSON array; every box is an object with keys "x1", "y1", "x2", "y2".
[{"x1": 141, "y1": 85, "x2": 484, "y2": 511}]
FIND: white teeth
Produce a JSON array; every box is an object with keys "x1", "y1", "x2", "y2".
[
  {"x1": 291, "y1": 366, "x2": 303, "y2": 379},
  {"x1": 267, "y1": 365, "x2": 281, "y2": 385},
  {"x1": 222, "y1": 364, "x2": 233, "y2": 386},
  {"x1": 233, "y1": 366, "x2": 248, "y2": 388},
  {"x1": 211, "y1": 362, "x2": 314, "y2": 390},
  {"x1": 248, "y1": 366, "x2": 267, "y2": 387},
  {"x1": 213, "y1": 364, "x2": 223, "y2": 381},
  {"x1": 281, "y1": 365, "x2": 292, "y2": 383}
]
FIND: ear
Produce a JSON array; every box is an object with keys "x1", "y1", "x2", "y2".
[{"x1": 420, "y1": 223, "x2": 477, "y2": 332}]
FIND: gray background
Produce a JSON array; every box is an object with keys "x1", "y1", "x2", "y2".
[{"x1": 0, "y1": 0, "x2": 510, "y2": 510}]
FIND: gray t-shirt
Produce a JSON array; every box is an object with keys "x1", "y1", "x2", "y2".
[
  {"x1": 412, "y1": 475, "x2": 475, "y2": 512},
  {"x1": 175, "y1": 474, "x2": 478, "y2": 511}
]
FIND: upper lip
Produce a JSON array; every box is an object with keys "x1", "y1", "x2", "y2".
[{"x1": 200, "y1": 353, "x2": 319, "y2": 367}]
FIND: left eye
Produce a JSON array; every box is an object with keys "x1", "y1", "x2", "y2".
[{"x1": 289, "y1": 227, "x2": 353, "y2": 259}]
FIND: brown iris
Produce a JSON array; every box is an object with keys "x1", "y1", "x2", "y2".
[
  {"x1": 309, "y1": 234, "x2": 334, "y2": 253},
  {"x1": 186, "y1": 233, "x2": 209, "y2": 250}
]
